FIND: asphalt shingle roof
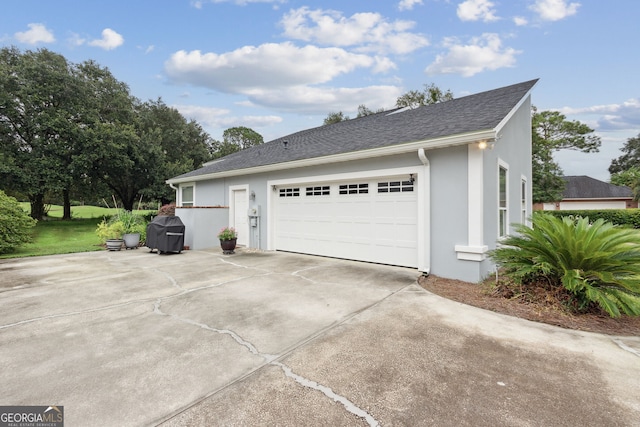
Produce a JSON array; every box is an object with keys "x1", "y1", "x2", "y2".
[
  {"x1": 172, "y1": 79, "x2": 538, "y2": 180},
  {"x1": 562, "y1": 176, "x2": 633, "y2": 199}
]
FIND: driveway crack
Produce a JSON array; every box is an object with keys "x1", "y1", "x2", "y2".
[
  {"x1": 154, "y1": 296, "x2": 386, "y2": 427},
  {"x1": 273, "y1": 361, "x2": 379, "y2": 426},
  {"x1": 154, "y1": 286, "x2": 413, "y2": 427},
  {"x1": 612, "y1": 338, "x2": 640, "y2": 357}
]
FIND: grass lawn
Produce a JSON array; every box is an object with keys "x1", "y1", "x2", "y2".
[
  {"x1": 0, "y1": 218, "x2": 105, "y2": 259},
  {"x1": 1, "y1": 205, "x2": 155, "y2": 259},
  {"x1": 19, "y1": 202, "x2": 150, "y2": 219}
]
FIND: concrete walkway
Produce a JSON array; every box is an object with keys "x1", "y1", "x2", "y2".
[{"x1": 0, "y1": 249, "x2": 638, "y2": 426}]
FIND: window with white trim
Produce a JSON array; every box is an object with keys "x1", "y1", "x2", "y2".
[
  {"x1": 498, "y1": 164, "x2": 508, "y2": 237},
  {"x1": 181, "y1": 184, "x2": 194, "y2": 207},
  {"x1": 279, "y1": 187, "x2": 300, "y2": 197},
  {"x1": 378, "y1": 180, "x2": 414, "y2": 193},
  {"x1": 306, "y1": 186, "x2": 330, "y2": 196},
  {"x1": 339, "y1": 183, "x2": 368, "y2": 194},
  {"x1": 521, "y1": 177, "x2": 527, "y2": 224}
]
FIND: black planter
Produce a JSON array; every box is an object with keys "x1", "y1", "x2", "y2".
[{"x1": 220, "y1": 238, "x2": 237, "y2": 254}]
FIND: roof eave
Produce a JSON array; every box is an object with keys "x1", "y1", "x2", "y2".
[
  {"x1": 494, "y1": 80, "x2": 538, "y2": 135},
  {"x1": 167, "y1": 129, "x2": 496, "y2": 185}
]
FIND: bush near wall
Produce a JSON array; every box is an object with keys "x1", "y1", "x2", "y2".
[
  {"x1": 540, "y1": 209, "x2": 640, "y2": 228},
  {"x1": 0, "y1": 190, "x2": 37, "y2": 254}
]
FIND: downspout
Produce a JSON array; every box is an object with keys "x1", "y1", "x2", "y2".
[
  {"x1": 418, "y1": 148, "x2": 431, "y2": 275},
  {"x1": 168, "y1": 183, "x2": 178, "y2": 204}
]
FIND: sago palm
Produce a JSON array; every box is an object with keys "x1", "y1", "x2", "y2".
[{"x1": 490, "y1": 213, "x2": 640, "y2": 317}]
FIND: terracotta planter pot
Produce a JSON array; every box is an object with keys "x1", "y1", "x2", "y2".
[{"x1": 220, "y1": 238, "x2": 237, "y2": 254}]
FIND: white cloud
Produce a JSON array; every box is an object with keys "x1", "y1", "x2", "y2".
[
  {"x1": 243, "y1": 85, "x2": 403, "y2": 114},
  {"x1": 165, "y1": 42, "x2": 379, "y2": 92},
  {"x1": 68, "y1": 33, "x2": 86, "y2": 47},
  {"x1": 426, "y1": 33, "x2": 520, "y2": 77},
  {"x1": 513, "y1": 16, "x2": 528, "y2": 26},
  {"x1": 457, "y1": 0, "x2": 499, "y2": 22},
  {"x1": 88, "y1": 28, "x2": 124, "y2": 50},
  {"x1": 398, "y1": 0, "x2": 423, "y2": 11},
  {"x1": 560, "y1": 99, "x2": 640, "y2": 131},
  {"x1": 530, "y1": 0, "x2": 580, "y2": 21},
  {"x1": 175, "y1": 104, "x2": 283, "y2": 130},
  {"x1": 280, "y1": 7, "x2": 429, "y2": 55},
  {"x1": 14, "y1": 23, "x2": 55, "y2": 45}
]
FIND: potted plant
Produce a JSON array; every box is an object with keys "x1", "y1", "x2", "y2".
[
  {"x1": 96, "y1": 219, "x2": 125, "y2": 251},
  {"x1": 217, "y1": 226, "x2": 238, "y2": 254},
  {"x1": 115, "y1": 210, "x2": 148, "y2": 249},
  {"x1": 95, "y1": 210, "x2": 148, "y2": 251}
]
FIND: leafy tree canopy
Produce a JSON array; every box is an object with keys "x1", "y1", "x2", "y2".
[
  {"x1": 395, "y1": 83, "x2": 454, "y2": 109},
  {"x1": 323, "y1": 111, "x2": 350, "y2": 126},
  {"x1": 0, "y1": 47, "x2": 81, "y2": 219},
  {"x1": 357, "y1": 104, "x2": 384, "y2": 118},
  {"x1": 211, "y1": 126, "x2": 264, "y2": 159},
  {"x1": 531, "y1": 107, "x2": 601, "y2": 203},
  {"x1": 610, "y1": 166, "x2": 640, "y2": 200},
  {"x1": 609, "y1": 133, "x2": 640, "y2": 174},
  {"x1": 0, "y1": 47, "x2": 214, "y2": 214}
]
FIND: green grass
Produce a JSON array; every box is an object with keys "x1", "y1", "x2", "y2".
[
  {"x1": 19, "y1": 203, "x2": 150, "y2": 219},
  {"x1": 0, "y1": 218, "x2": 105, "y2": 259},
  {"x1": 3, "y1": 204, "x2": 155, "y2": 259}
]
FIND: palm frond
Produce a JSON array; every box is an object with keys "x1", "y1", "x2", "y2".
[{"x1": 490, "y1": 213, "x2": 640, "y2": 318}]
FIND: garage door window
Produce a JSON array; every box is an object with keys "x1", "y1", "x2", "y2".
[
  {"x1": 306, "y1": 186, "x2": 330, "y2": 196},
  {"x1": 279, "y1": 187, "x2": 300, "y2": 197},
  {"x1": 339, "y1": 183, "x2": 368, "y2": 194},
  {"x1": 378, "y1": 180, "x2": 414, "y2": 193}
]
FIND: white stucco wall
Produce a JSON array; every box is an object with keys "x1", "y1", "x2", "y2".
[{"x1": 175, "y1": 207, "x2": 229, "y2": 250}]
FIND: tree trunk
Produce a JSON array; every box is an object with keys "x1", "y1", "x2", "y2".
[
  {"x1": 122, "y1": 198, "x2": 136, "y2": 211},
  {"x1": 122, "y1": 194, "x2": 136, "y2": 211},
  {"x1": 62, "y1": 189, "x2": 72, "y2": 220},
  {"x1": 29, "y1": 193, "x2": 45, "y2": 220}
]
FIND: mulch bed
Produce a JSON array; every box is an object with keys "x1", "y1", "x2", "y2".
[{"x1": 418, "y1": 274, "x2": 640, "y2": 337}]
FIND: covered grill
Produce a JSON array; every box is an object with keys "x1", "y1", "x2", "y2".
[{"x1": 146, "y1": 216, "x2": 185, "y2": 254}]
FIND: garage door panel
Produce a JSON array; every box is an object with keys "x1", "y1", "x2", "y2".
[{"x1": 275, "y1": 177, "x2": 419, "y2": 268}]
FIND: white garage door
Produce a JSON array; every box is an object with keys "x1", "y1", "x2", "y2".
[{"x1": 274, "y1": 176, "x2": 418, "y2": 268}]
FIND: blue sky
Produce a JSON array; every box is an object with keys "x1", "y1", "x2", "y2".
[{"x1": 2, "y1": 0, "x2": 638, "y2": 181}]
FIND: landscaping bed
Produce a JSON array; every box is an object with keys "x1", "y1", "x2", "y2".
[{"x1": 419, "y1": 274, "x2": 640, "y2": 336}]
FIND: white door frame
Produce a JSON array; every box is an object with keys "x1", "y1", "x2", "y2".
[{"x1": 229, "y1": 185, "x2": 250, "y2": 246}]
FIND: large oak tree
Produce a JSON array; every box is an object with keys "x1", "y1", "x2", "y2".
[{"x1": 1, "y1": 48, "x2": 214, "y2": 216}]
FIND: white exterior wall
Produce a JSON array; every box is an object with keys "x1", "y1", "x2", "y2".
[
  {"x1": 479, "y1": 95, "x2": 533, "y2": 280},
  {"x1": 175, "y1": 207, "x2": 228, "y2": 250}
]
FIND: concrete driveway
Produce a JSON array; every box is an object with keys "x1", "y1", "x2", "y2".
[{"x1": 0, "y1": 249, "x2": 638, "y2": 426}]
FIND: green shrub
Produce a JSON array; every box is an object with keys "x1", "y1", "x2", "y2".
[
  {"x1": 490, "y1": 213, "x2": 640, "y2": 318},
  {"x1": 95, "y1": 210, "x2": 147, "y2": 243},
  {"x1": 542, "y1": 209, "x2": 640, "y2": 228},
  {"x1": 0, "y1": 190, "x2": 37, "y2": 254},
  {"x1": 95, "y1": 219, "x2": 126, "y2": 243}
]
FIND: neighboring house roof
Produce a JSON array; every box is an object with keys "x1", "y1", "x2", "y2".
[
  {"x1": 562, "y1": 175, "x2": 633, "y2": 199},
  {"x1": 169, "y1": 79, "x2": 538, "y2": 183}
]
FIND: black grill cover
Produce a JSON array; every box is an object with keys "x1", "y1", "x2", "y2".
[{"x1": 146, "y1": 216, "x2": 185, "y2": 254}]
